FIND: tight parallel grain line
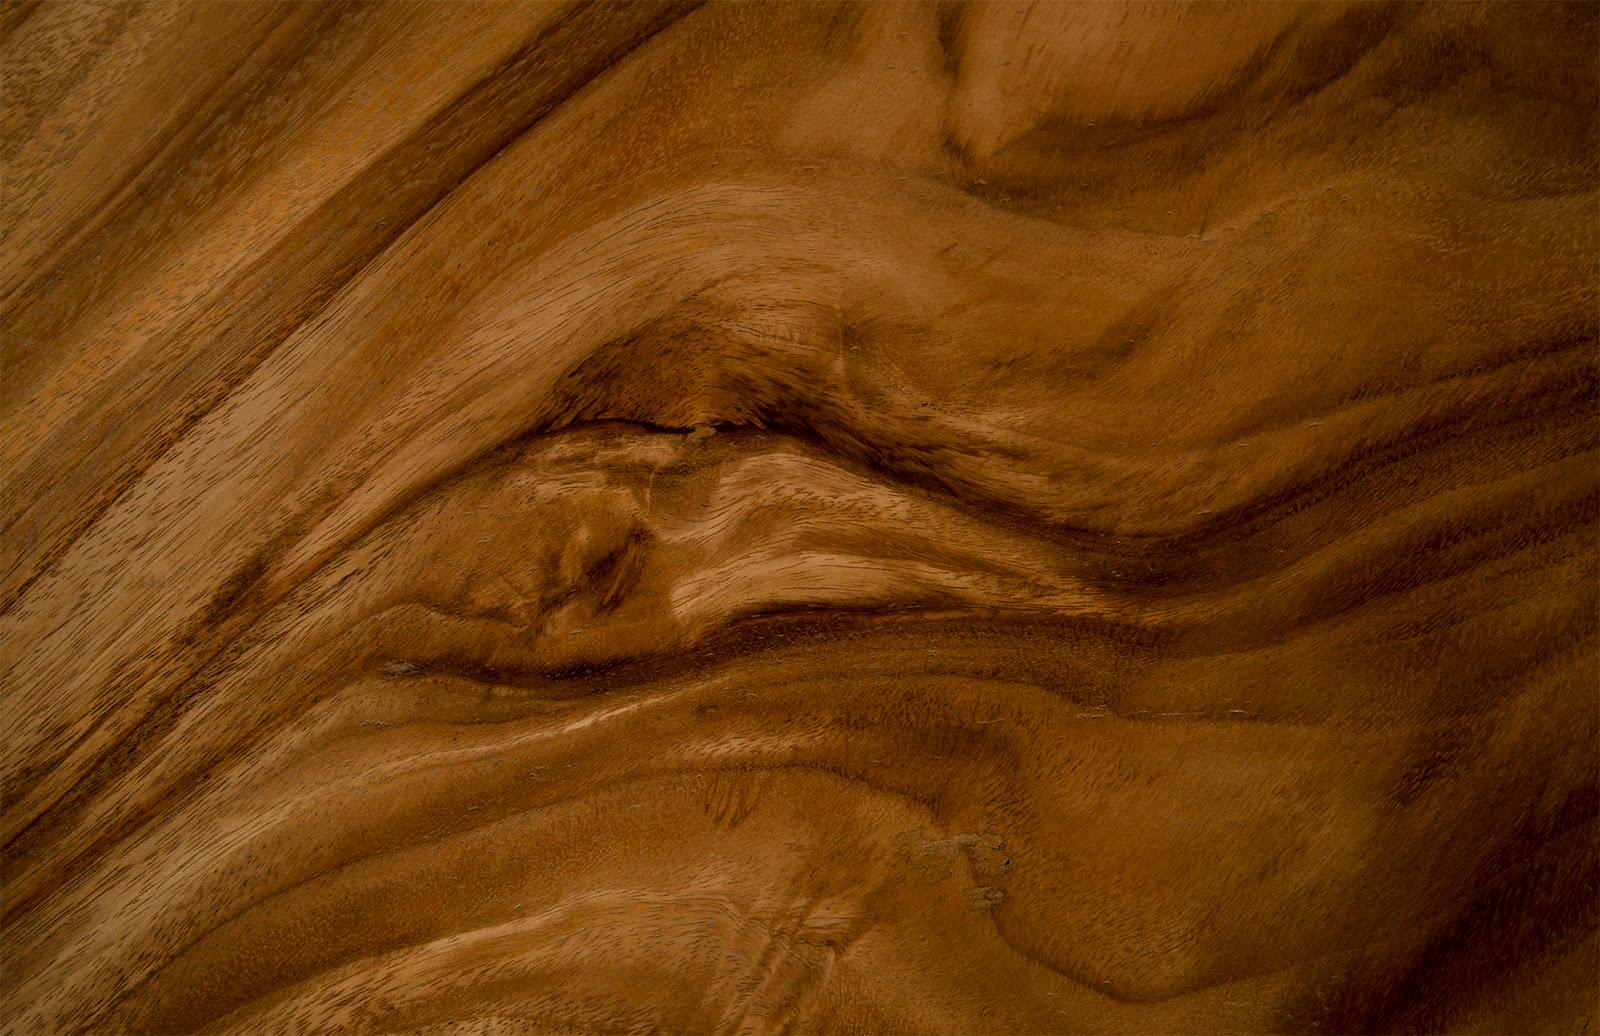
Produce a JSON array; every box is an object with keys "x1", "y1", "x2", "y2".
[
  {"x1": 3, "y1": 2, "x2": 1596, "y2": 1033},
  {"x1": 0, "y1": 1, "x2": 701, "y2": 612}
]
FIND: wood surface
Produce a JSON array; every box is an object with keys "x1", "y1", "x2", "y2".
[{"x1": 2, "y1": 2, "x2": 1597, "y2": 1033}]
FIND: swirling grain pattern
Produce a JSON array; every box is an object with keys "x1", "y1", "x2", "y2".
[{"x1": 2, "y1": 2, "x2": 1597, "y2": 1033}]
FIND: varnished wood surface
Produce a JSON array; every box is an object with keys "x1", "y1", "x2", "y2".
[{"x1": 2, "y1": 2, "x2": 1597, "y2": 1033}]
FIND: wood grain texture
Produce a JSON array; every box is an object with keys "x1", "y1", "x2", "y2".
[{"x1": 2, "y1": 2, "x2": 1597, "y2": 1032}]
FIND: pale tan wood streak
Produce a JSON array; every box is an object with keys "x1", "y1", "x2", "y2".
[{"x1": 2, "y1": 2, "x2": 1596, "y2": 1034}]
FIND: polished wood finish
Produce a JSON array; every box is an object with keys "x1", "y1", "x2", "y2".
[{"x1": 2, "y1": 2, "x2": 1596, "y2": 1032}]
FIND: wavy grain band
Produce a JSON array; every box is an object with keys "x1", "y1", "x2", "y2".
[{"x1": 2, "y1": 2, "x2": 1596, "y2": 1033}]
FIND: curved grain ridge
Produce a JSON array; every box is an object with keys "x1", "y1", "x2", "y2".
[{"x1": 2, "y1": 2, "x2": 1596, "y2": 1033}]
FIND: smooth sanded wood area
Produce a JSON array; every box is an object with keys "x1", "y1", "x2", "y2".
[{"x1": 2, "y1": 3, "x2": 1596, "y2": 1033}]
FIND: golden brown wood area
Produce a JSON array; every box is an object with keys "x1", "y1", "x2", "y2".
[{"x1": 2, "y1": 2, "x2": 1597, "y2": 1033}]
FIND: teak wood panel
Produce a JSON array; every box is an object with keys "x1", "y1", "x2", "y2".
[{"x1": 1, "y1": 2, "x2": 1597, "y2": 1033}]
